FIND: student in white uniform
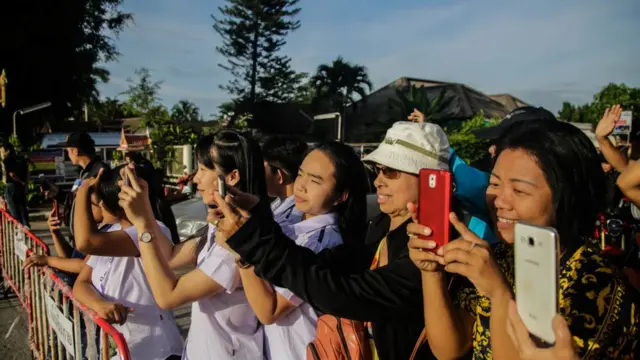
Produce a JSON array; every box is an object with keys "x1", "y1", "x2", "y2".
[
  {"x1": 262, "y1": 135, "x2": 308, "y2": 226},
  {"x1": 72, "y1": 166, "x2": 183, "y2": 360},
  {"x1": 116, "y1": 131, "x2": 268, "y2": 360},
  {"x1": 239, "y1": 142, "x2": 370, "y2": 360}
]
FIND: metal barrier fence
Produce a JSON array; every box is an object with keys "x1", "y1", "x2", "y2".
[{"x1": 0, "y1": 206, "x2": 131, "y2": 360}]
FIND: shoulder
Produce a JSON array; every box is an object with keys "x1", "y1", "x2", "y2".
[{"x1": 560, "y1": 246, "x2": 640, "y2": 357}]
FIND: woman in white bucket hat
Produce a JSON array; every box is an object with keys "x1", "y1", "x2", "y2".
[{"x1": 211, "y1": 121, "x2": 492, "y2": 360}]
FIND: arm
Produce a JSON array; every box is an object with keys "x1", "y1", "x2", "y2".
[
  {"x1": 167, "y1": 237, "x2": 198, "y2": 270},
  {"x1": 24, "y1": 254, "x2": 86, "y2": 274},
  {"x1": 598, "y1": 137, "x2": 628, "y2": 172},
  {"x1": 595, "y1": 105, "x2": 629, "y2": 172},
  {"x1": 617, "y1": 161, "x2": 640, "y2": 206},
  {"x1": 73, "y1": 184, "x2": 139, "y2": 257},
  {"x1": 47, "y1": 209, "x2": 74, "y2": 258},
  {"x1": 73, "y1": 264, "x2": 111, "y2": 313},
  {"x1": 238, "y1": 266, "x2": 296, "y2": 325},
  {"x1": 489, "y1": 291, "x2": 520, "y2": 360},
  {"x1": 135, "y1": 222, "x2": 224, "y2": 309},
  {"x1": 421, "y1": 272, "x2": 475, "y2": 359},
  {"x1": 226, "y1": 206, "x2": 423, "y2": 322},
  {"x1": 72, "y1": 263, "x2": 132, "y2": 325}
]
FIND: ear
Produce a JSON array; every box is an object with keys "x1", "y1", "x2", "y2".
[
  {"x1": 333, "y1": 191, "x2": 349, "y2": 206},
  {"x1": 226, "y1": 169, "x2": 241, "y2": 187}
]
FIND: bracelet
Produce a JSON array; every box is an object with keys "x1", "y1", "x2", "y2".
[{"x1": 235, "y1": 257, "x2": 252, "y2": 269}]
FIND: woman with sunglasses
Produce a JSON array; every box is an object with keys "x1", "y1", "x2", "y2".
[{"x1": 212, "y1": 122, "x2": 492, "y2": 360}]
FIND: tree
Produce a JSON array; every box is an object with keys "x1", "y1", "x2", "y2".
[
  {"x1": 212, "y1": 0, "x2": 302, "y2": 104},
  {"x1": 0, "y1": 1, "x2": 132, "y2": 144},
  {"x1": 87, "y1": 97, "x2": 129, "y2": 128},
  {"x1": 311, "y1": 56, "x2": 373, "y2": 111},
  {"x1": 557, "y1": 84, "x2": 640, "y2": 126},
  {"x1": 171, "y1": 100, "x2": 201, "y2": 123},
  {"x1": 121, "y1": 68, "x2": 163, "y2": 121},
  {"x1": 388, "y1": 85, "x2": 454, "y2": 126},
  {"x1": 447, "y1": 111, "x2": 499, "y2": 165}
]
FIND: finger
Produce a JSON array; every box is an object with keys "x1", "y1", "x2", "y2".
[
  {"x1": 508, "y1": 300, "x2": 536, "y2": 353},
  {"x1": 407, "y1": 202, "x2": 419, "y2": 223},
  {"x1": 119, "y1": 184, "x2": 138, "y2": 197},
  {"x1": 441, "y1": 248, "x2": 479, "y2": 266},
  {"x1": 49, "y1": 207, "x2": 56, "y2": 216},
  {"x1": 123, "y1": 167, "x2": 142, "y2": 192},
  {"x1": 506, "y1": 300, "x2": 523, "y2": 351},
  {"x1": 213, "y1": 190, "x2": 241, "y2": 222},
  {"x1": 407, "y1": 238, "x2": 438, "y2": 251},
  {"x1": 224, "y1": 194, "x2": 251, "y2": 218},
  {"x1": 93, "y1": 168, "x2": 104, "y2": 185},
  {"x1": 449, "y1": 213, "x2": 488, "y2": 246},
  {"x1": 407, "y1": 223, "x2": 432, "y2": 237},
  {"x1": 113, "y1": 309, "x2": 121, "y2": 324},
  {"x1": 551, "y1": 314, "x2": 575, "y2": 354},
  {"x1": 443, "y1": 262, "x2": 476, "y2": 277},
  {"x1": 409, "y1": 248, "x2": 442, "y2": 262},
  {"x1": 437, "y1": 237, "x2": 483, "y2": 256}
]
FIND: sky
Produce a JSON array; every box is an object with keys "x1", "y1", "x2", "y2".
[{"x1": 98, "y1": 0, "x2": 640, "y2": 119}]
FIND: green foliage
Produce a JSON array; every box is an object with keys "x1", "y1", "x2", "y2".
[
  {"x1": 212, "y1": 0, "x2": 304, "y2": 104},
  {"x1": 388, "y1": 85, "x2": 454, "y2": 126},
  {"x1": 26, "y1": 182, "x2": 44, "y2": 207},
  {"x1": 0, "y1": 0, "x2": 132, "y2": 141},
  {"x1": 311, "y1": 56, "x2": 373, "y2": 111},
  {"x1": 112, "y1": 151, "x2": 123, "y2": 161},
  {"x1": 557, "y1": 83, "x2": 640, "y2": 125},
  {"x1": 447, "y1": 112, "x2": 497, "y2": 164},
  {"x1": 8, "y1": 134, "x2": 22, "y2": 152},
  {"x1": 121, "y1": 68, "x2": 199, "y2": 170},
  {"x1": 171, "y1": 100, "x2": 201, "y2": 123}
]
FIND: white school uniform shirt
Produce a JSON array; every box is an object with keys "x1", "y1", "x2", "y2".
[
  {"x1": 183, "y1": 224, "x2": 263, "y2": 360},
  {"x1": 271, "y1": 195, "x2": 303, "y2": 227},
  {"x1": 265, "y1": 212, "x2": 343, "y2": 360},
  {"x1": 86, "y1": 221, "x2": 184, "y2": 360}
]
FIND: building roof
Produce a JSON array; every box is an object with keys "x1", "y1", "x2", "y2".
[
  {"x1": 117, "y1": 128, "x2": 151, "y2": 151},
  {"x1": 489, "y1": 94, "x2": 530, "y2": 112},
  {"x1": 343, "y1": 77, "x2": 513, "y2": 142}
]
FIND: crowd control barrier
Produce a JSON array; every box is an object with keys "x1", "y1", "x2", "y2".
[{"x1": 0, "y1": 205, "x2": 131, "y2": 360}]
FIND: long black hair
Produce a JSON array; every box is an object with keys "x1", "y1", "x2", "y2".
[
  {"x1": 190, "y1": 130, "x2": 268, "y2": 251},
  {"x1": 97, "y1": 164, "x2": 181, "y2": 244},
  {"x1": 312, "y1": 142, "x2": 369, "y2": 247},
  {"x1": 494, "y1": 120, "x2": 606, "y2": 248}
]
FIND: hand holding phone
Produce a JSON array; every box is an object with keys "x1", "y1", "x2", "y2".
[
  {"x1": 514, "y1": 222, "x2": 559, "y2": 344},
  {"x1": 218, "y1": 175, "x2": 227, "y2": 198},
  {"x1": 418, "y1": 169, "x2": 453, "y2": 250}
]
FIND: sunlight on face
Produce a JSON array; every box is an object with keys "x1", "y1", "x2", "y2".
[
  {"x1": 294, "y1": 150, "x2": 340, "y2": 218},
  {"x1": 486, "y1": 149, "x2": 554, "y2": 244},
  {"x1": 373, "y1": 166, "x2": 419, "y2": 218}
]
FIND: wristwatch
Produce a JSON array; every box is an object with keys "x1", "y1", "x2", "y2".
[{"x1": 139, "y1": 231, "x2": 154, "y2": 243}]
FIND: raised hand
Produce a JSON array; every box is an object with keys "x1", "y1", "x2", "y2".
[{"x1": 595, "y1": 104, "x2": 622, "y2": 139}]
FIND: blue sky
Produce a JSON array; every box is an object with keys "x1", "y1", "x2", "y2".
[{"x1": 99, "y1": 0, "x2": 640, "y2": 119}]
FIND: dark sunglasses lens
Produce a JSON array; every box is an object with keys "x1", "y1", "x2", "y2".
[{"x1": 377, "y1": 167, "x2": 399, "y2": 179}]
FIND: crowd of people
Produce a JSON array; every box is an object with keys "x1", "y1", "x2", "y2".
[{"x1": 14, "y1": 105, "x2": 640, "y2": 359}]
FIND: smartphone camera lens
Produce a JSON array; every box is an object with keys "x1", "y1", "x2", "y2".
[{"x1": 527, "y1": 237, "x2": 535, "y2": 247}]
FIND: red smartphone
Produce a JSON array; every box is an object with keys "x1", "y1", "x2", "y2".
[
  {"x1": 418, "y1": 169, "x2": 453, "y2": 250},
  {"x1": 52, "y1": 200, "x2": 59, "y2": 218}
]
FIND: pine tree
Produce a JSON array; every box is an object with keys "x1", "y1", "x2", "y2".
[{"x1": 212, "y1": 0, "x2": 302, "y2": 104}]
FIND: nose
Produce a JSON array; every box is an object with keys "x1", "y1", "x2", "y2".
[
  {"x1": 193, "y1": 170, "x2": 201, "y2": 185},
  {"x1": 373, "y1": 171, "x2": 386, "y2": 189},
  {"x1": 492, "y1": 187, "x2": 512, "y2": 212},
  {"x1": 295, "y1": 177, "x2": 307, "y2": 194}
]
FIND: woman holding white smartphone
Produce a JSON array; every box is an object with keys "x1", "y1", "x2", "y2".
[{"x1": 407, "y1": 119, "x2": 639, "y2": 359}]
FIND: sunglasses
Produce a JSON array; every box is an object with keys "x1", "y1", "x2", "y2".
[{"x1": 374, "y1": 166, "x2": 401, "y2": 180}]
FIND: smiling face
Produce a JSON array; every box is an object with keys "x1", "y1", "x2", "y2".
[
  {"x1": 373, "y1": 165, "x2": 419, "y2": 219},
  {"x1": 486, "y1": 148, "x2": 554, "y2": 244},
  {"x1": 294, "y1": 150, "x2": 342, "y2": 218}
]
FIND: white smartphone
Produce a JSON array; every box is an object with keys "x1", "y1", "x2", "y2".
[
  {"x1": 514, "y1": 222, "x2": 559, "y2": 344},
  {"x1": 217, "y1": 175, "x2": 227, "y2": 198}
]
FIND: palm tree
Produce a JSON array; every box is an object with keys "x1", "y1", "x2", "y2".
[
  {"x1": 388, "y1": 85, "x2": 454, "y2": 127},
  {"x1": 311, "y1": 56, "x2": 373, "y2": 111},
  {"x1": 170, "y1": 100, "x2": 201, "y2": 123}
]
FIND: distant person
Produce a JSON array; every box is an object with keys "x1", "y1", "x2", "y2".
[
  {"x1": 0, "y1": 142, "x2": 29, "y2": 226},
  {"x1": 261, "y1": 135, "x2": 308, "y2": 225},
  {"x1": 57, "y1": 132, "x2": 110, "y2": 235}
]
